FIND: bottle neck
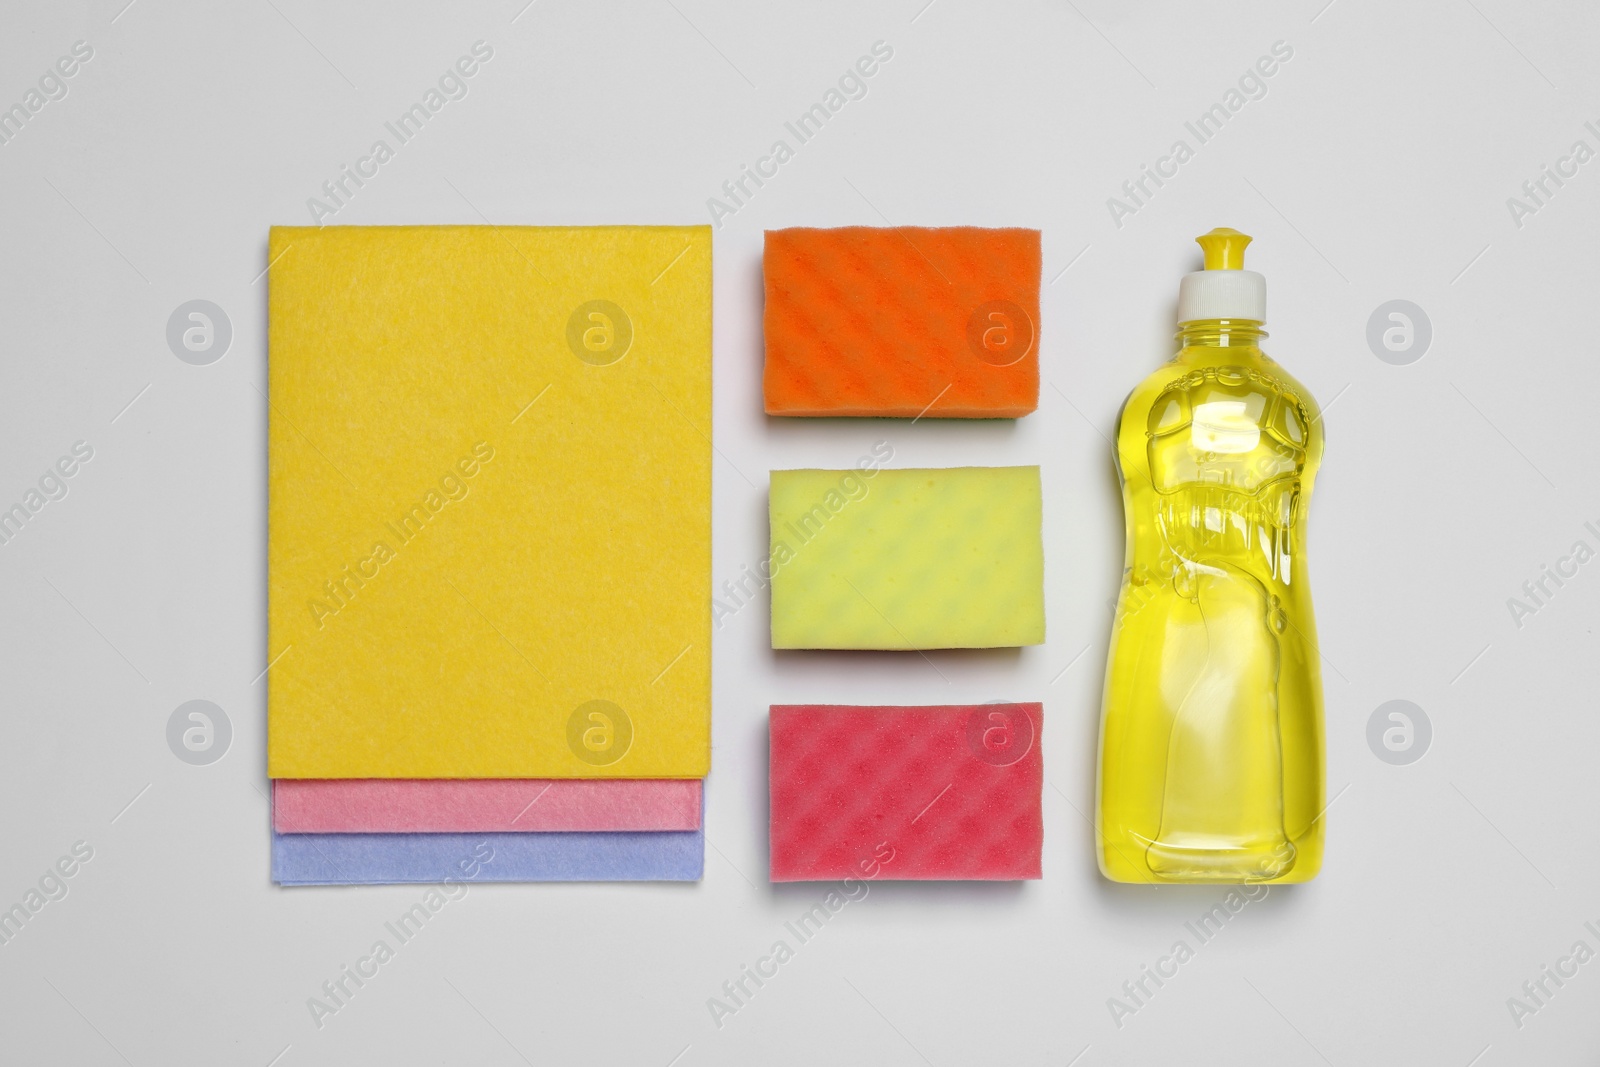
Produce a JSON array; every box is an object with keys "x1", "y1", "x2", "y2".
[{"x1": 1174, "y1": 319, "x2": 1267, "y2": 354}]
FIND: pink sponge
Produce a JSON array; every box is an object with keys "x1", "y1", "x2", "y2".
[{"x1": 769, "y1": 704, "x2": 1043, "y2": 881}]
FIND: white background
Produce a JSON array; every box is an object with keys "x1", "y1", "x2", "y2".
[{"x1": 2, "y1": 0, "x2": 1599, "y2": 1063}]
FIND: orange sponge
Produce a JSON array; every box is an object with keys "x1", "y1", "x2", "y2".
[{"x1": 763, "y1": 226, "x2": 1040, "y2": 418}]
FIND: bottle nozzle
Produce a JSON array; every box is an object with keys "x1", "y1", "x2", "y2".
[
  {"x1": 1177, "y1": 228, "x2": 1265, "y2": 324},
  {"x1": 1196, "y1": 228, "x2": 1252, "y2": 271}
]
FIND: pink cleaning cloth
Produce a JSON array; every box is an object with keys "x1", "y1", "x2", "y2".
[{"x1": 273, "y1": 778, "x2": 702, "y2": 833}]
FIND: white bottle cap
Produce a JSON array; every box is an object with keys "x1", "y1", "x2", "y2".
[{"x1": 1176, "y1": 228, "x2": 1265, "y2": 324}]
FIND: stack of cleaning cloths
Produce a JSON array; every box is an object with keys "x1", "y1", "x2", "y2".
[{"x1": 266, "y1": 225, "x2": 712, "y2": 884}]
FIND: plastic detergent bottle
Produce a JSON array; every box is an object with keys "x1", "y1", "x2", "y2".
[{"x1": 1096, "y1": 228, "x2": 1325, "y2": 884}]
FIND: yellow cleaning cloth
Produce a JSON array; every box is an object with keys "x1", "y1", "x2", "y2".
[
  {"x1": 769, "y1": 466, "x2": 1045, "y2": 649},
  {"x1": 267, "y1": 226, "x2": 710, "y2": 778}
]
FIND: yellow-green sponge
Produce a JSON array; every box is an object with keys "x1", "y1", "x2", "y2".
[{"x1": 770, "y1": 466, "x2": 1044, "y2": 649}]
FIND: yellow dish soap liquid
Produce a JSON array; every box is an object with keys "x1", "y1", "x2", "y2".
[{"x1": 1097, "y1": 228, "x2": 1325, "y2": 884}]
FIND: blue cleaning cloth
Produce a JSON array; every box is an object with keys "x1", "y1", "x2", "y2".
[{"x1": 272, "y1": 828, "x2": 703, "y2": 884}]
